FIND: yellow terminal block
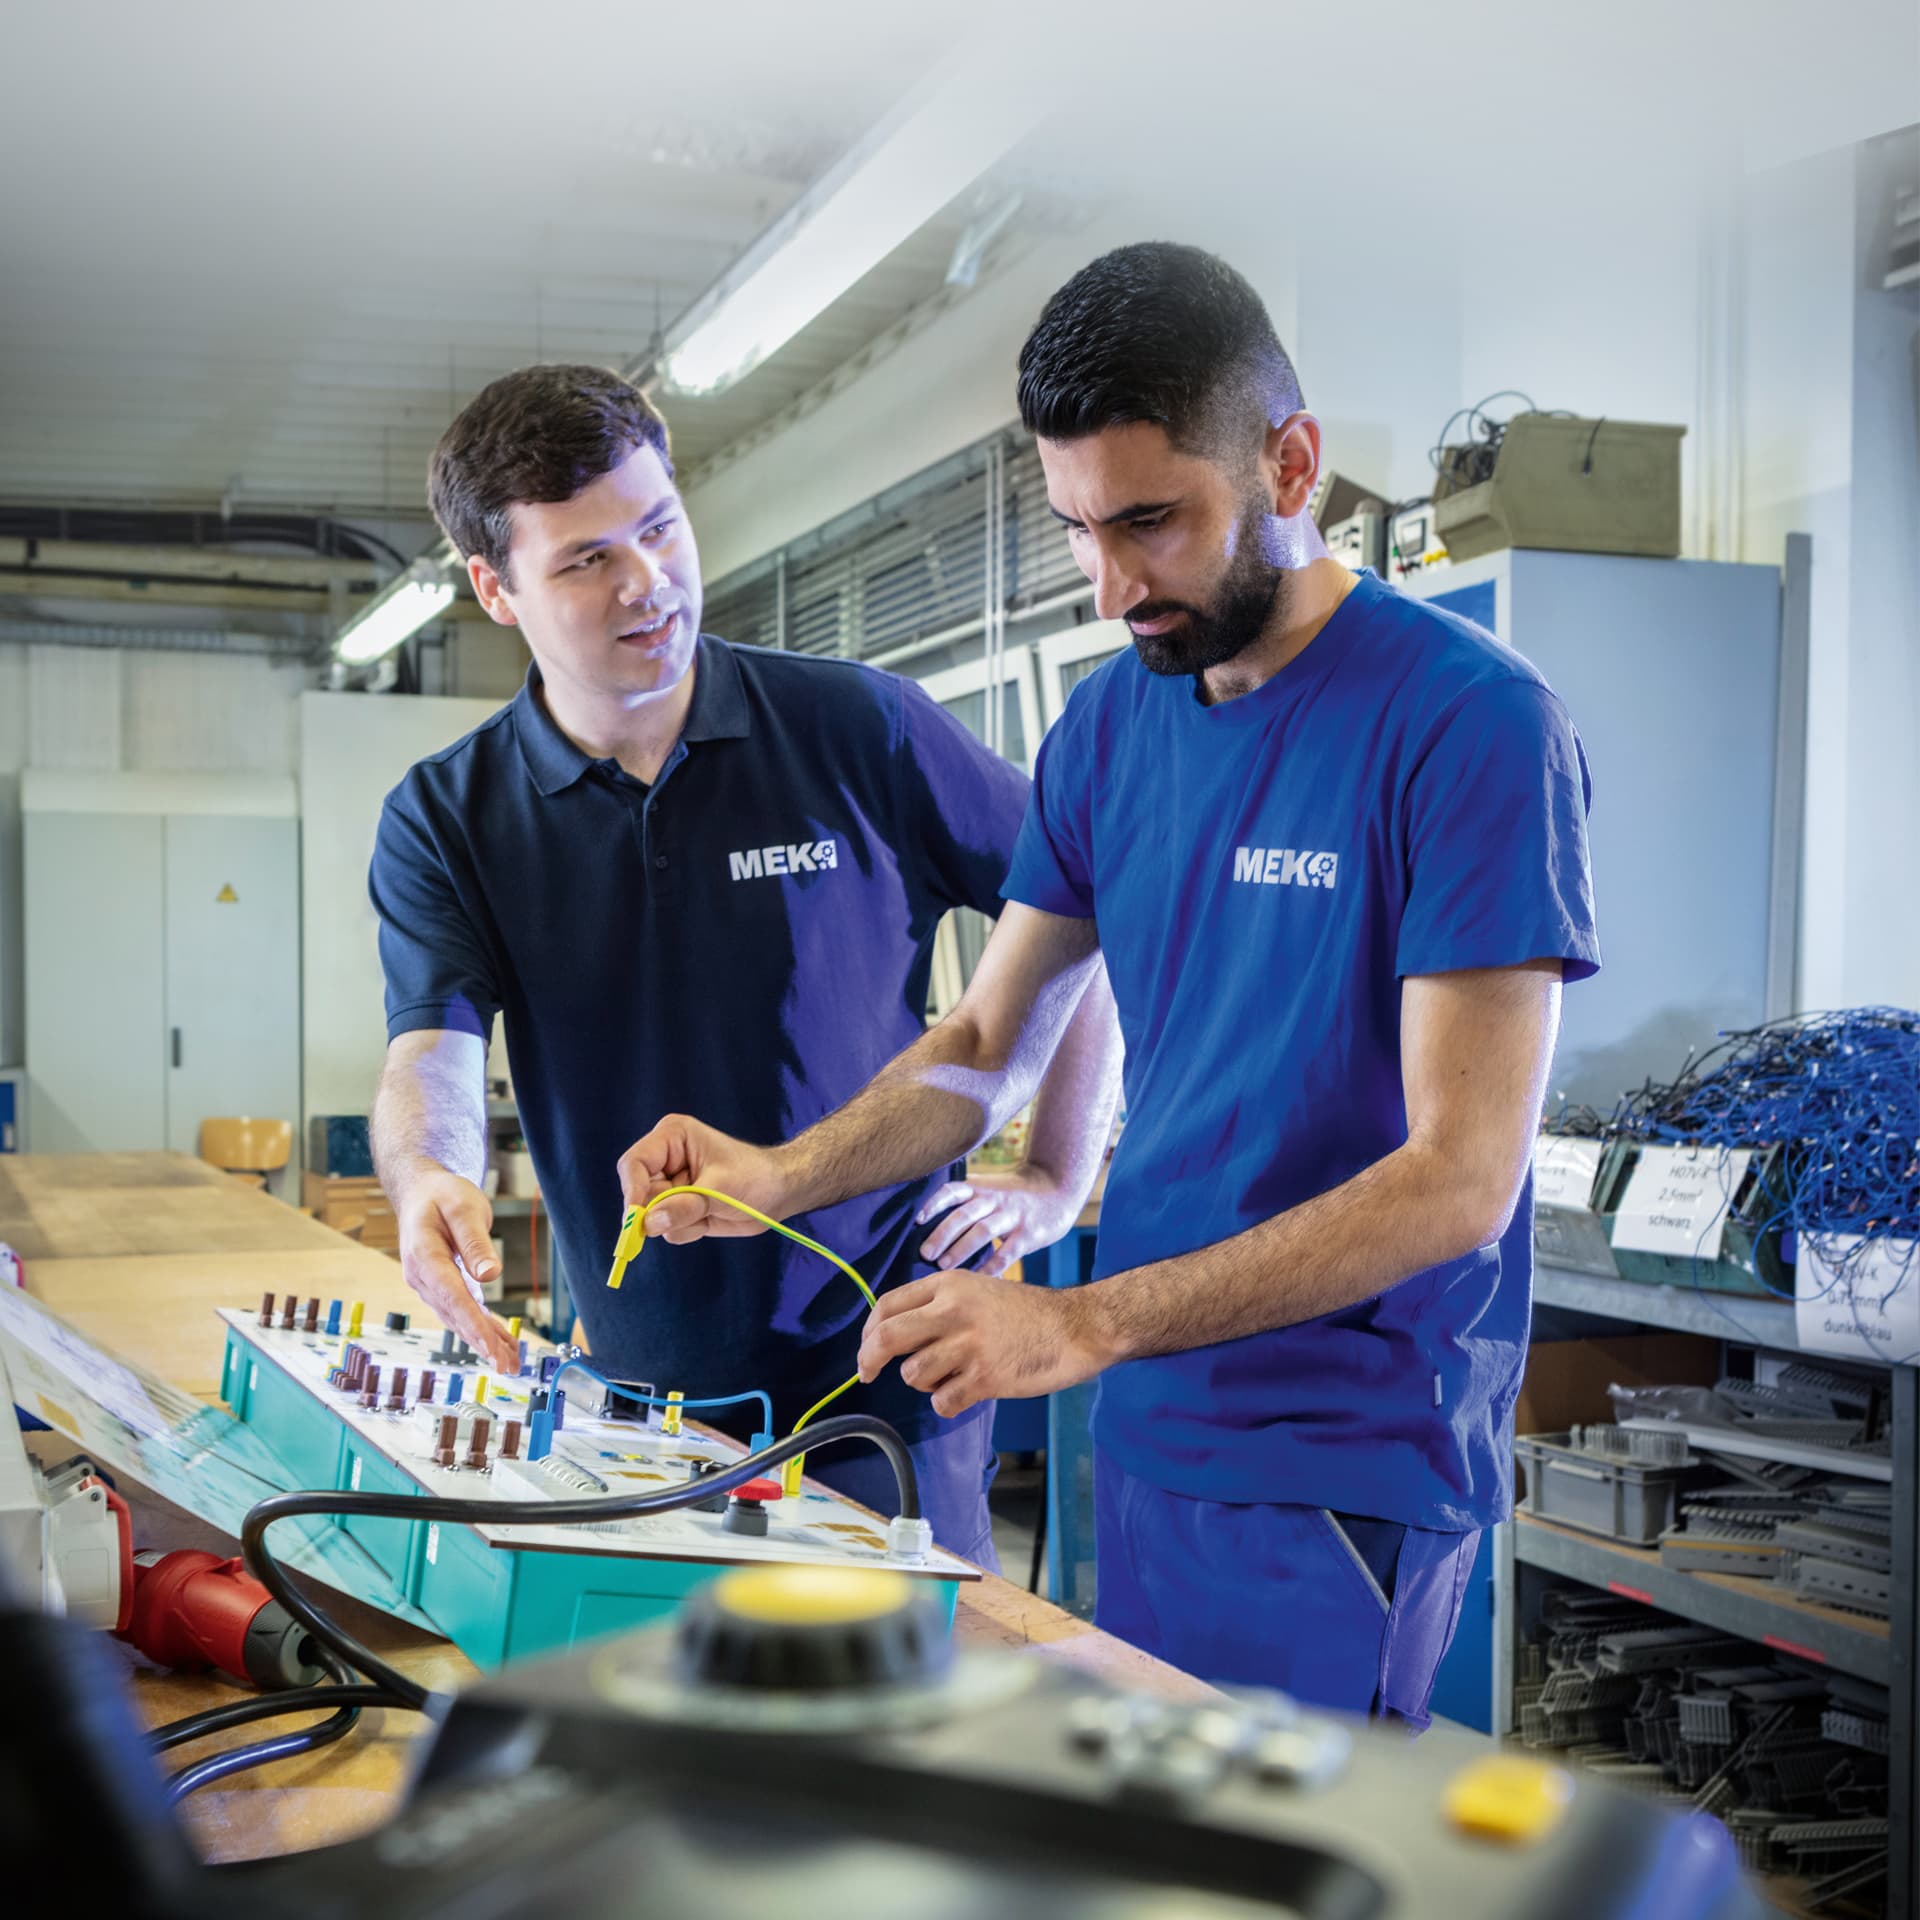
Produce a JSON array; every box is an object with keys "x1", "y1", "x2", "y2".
[
  {"x1": 781, "y1": 1457, "x2": 805, "y2": 1498},
  {"x1": 474, "y1": 1374, "x2": 490, "y2": 1406},
  {"x1": 346, "y1": 1302, "x2": 364, "y2": 1338},
  {"x1": 661, "y1": 1389, "x2": 684, "y2": 1437},
  {"x1": 1442, "y1": 1755, "x2": 1575, "y2": 1846},
  {"x1": 507, "y1": 1315, "x2": 522, "y2": 1341}
]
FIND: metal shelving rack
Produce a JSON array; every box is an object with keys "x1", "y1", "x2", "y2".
[
  {"x1": 1499, "y1": 1260, "x2": 1918, "y2": 1919},
  {"x1": 482, "y1": 1098, "x2": 571, "y2": 1336}
]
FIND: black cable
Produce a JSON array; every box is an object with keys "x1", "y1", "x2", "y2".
[
  {"x1": 241, "y1": 1413, "x2": 919, "y2": 1710},
  {"x1": 1581, "y1": 416, "x2": 1607, "y2": 475},
  {"x1": 150, "y1": 1682, "x2": 400, "y2": 1754},
  {"x1": 164, "y1": 1653, "x2": 368, "y2": 1803},
  {"x1": 1027, "y1": 1489, "x2": 1048, "y2": 1596}
]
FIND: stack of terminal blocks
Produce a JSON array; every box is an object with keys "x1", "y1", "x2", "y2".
[{"x1": 219, "y1": 1295, "x2": 972, "y2": 1669}]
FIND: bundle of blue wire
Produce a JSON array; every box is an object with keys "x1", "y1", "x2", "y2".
[{"x1": 1612, "y1": 1007, "x2": 1920, "y2": 1316}]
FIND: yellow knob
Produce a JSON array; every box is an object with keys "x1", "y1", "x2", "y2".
[
  {"x1": 1443, "y1": 1755, "x2": 1575, "y2": 1845},
  {"x1": 714, "y1": 1567, "x2": 912, "y2": 1627}
]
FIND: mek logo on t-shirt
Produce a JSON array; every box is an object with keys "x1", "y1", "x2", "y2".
[
  {"x1": 727, "y1": 839, "x2": 842, "y2": 881},
  {"x1": 1231, "y1": 845, "x2": 1339, "y2": 890}
]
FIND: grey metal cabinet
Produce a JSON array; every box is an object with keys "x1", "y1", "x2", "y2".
[{"x1": 24, "y1": 792, "x2": 300, "y2": 1184}]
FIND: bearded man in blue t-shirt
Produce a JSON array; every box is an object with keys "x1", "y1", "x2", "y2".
[{"x1": 628, "y1": 243, "x2": 1600, "y2": 1728}]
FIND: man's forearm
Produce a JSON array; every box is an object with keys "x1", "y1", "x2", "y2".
[
  {"x1": 777, "y1": 959, "x2": 1095, "y2": 1217},
  {"x1": 1024, "y1": 963, "x2": 1123, "y2": 1201},
  {"x1": 371, "y1": 1036, "x2": 488, "y2": 1197},
  {"x1": 1071, "y1": 1136, "x2": 1516, "y2": 1368}
]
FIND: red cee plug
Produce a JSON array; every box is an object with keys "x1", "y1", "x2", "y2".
[{"x1": 119, "y1": 1549, "x2": 325, "y2": 1690}]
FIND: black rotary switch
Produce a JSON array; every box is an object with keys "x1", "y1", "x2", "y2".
[{"x1": 675, "y1": 1567, "x2": 949, "y2": 1693}]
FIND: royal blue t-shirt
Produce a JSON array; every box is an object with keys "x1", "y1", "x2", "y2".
[
  {"x1": 370, "y1": 636, "x2": 1029, "y2": 1443},
  {"x1": 1003, "y1": 572, "x2": 1600, "y2": 1528}
]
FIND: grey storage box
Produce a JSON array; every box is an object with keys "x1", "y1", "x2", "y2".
[
  {"x1": 1432, "y1": 414, "x2": 1686, "y2": 561},
  {"x1": 1516, "y1": 1430, "x2": 1710, "y2": 1546}
]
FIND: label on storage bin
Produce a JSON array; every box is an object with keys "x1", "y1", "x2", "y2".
[
  {"x1": 426, "y1": 1522, "x2": 440, "y2": 1565},
  {"x1": 1796, "y1": 1236, "x2": 1920, "y2": 1367},
  {"x1": 1532, "y1": 1136, "x2": 1603, "y2": 1212},
  {"x1": 1609, "y1": 1145, "x2": 1751, "y2": 1259}
]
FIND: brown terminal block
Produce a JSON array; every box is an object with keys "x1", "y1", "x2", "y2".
[
  {"x1": 303, "y1": 1298, "x2": 319, "y2": 1334},
  {"x1": 258, "y1": 1291, "x2": 275, "y2": 1327},
  {"x1": 279, "y1": 1296, "x2": 297, "y2": 1330},
  {"x1": 359, "y1": 1363, "x2": 382, "y2": 1410},
  {"x1": 385, "y1": 1366, "x2": 409, "y2": 1411},
  {"x1": 418, "y1": 1370, "x2": 436, "y2": 1404},
  {"x1": 433, "y1": 1413, "x2": 459, "y2": 1468},
  {"x1": 500, "y1": 1420, "x2": 522, "y2": 1460},
  {"x1": 465, "y1": 1426, "x2": 490, "y2": 1472}
]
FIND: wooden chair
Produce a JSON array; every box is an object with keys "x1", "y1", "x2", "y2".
[{"x1": 198, "y1": 1117, "x2": 293, "y2": 1190}]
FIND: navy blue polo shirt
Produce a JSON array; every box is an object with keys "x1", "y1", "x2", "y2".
[
  {"x1": 370, "y1": 635, "x2": 1029, "y2": 1441},
  {"x1": 1004, "y1": 572, "x2": 1600, "y2": 1528}
]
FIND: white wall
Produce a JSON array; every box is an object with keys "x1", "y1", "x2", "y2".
[
  {"x1": 298, "y1": 692, "x2": 505, "y2": 1136},
  {"x1": 0, "y1": 643, "x2": 310, "y2": 1069}
]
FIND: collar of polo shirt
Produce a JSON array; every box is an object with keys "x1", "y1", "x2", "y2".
[{"x1": 513, "y1": 634, "x2": 752, "y2": 796}]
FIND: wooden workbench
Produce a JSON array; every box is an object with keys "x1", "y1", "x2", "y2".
[
  {"x1": 3, "y1": 1152, "x2": 420, "y2": 1396},
  {"x1": 8, "y1": 1149, "x2": 1209, "y2": 1863}
]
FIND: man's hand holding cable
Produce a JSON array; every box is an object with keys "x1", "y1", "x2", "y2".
[
  {"x1": 618, "y1": 1115, "x2": 792, "y2": 1240},
  {"x1": 857, "y1": 1269, "x2": 1118, "y2": 1418}
]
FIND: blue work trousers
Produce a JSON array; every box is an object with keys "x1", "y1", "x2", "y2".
[{"x1": 1093, "y1": 1448, "x2": 1479, "y2": 1730}]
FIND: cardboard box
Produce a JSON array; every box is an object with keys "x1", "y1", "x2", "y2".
[{"x1": 1514, "y1": 1332, "x2": 1721, "y2": 1438}]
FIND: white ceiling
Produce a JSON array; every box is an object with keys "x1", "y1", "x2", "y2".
[
  {"x1": 0, "y1": 4, "x2": 980, "y2": 516},
  {"x1": 1, "y1": 0, "x2": 1912, "y2": 532}
]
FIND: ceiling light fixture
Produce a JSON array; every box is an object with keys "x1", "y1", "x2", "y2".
[
  {"x1": 334, "y1": 557, "x2": 456, "y2": 666},
  {"x1": 654, "y1": 55, "x2": 1041, "y2": 399}
]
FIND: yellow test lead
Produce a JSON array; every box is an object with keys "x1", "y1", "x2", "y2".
[{"x1": 604, "y1": 1205, "x2": 645, "y2": 1291}]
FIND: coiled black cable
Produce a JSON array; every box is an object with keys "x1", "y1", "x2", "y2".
[{"x1": 164, "y1": 1651, "x2": 368, "y2": 1803}]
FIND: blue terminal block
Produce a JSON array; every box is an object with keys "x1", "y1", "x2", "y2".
[
  {"x1": 324, "y1": 1299, "x2": 343, "y2": 1337},
  {"x1": 446, "y1": 1372, "x2": 464, "y2": 1406},
  {"x1": 518, "y1": 1339, "x2": 530, "y2": 1377},
  {"x1": 527, "y1": 1407, "x2": 555, "y2": 1462},
  {"x1": 550, "y1": 1388, "x2": 567, "y2": 1431}
]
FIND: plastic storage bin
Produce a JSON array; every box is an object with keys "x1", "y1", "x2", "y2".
[{"x1": 1515, "y1": 1431, "x2": 1708, "y2": 1546}]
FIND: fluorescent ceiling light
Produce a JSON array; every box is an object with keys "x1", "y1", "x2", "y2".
[
  {"x1": 335, "y1": 558, "x2": 456, "y2": 665},
  {"x1": 658, "y1": 57, "x2": 1041, "y2": 398}
]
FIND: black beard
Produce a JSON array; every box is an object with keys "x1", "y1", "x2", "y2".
[{"x1": 1129, "y1": 500, "x2": 1285, "y2": 679}]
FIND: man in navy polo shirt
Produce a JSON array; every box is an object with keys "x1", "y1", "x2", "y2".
[
  {"x1": 367, "y1": 364, "x2": 1122, "y2": 1566},
  {"x1": 625, "y1": 245, "x2": 1600, "y2": 1724}
]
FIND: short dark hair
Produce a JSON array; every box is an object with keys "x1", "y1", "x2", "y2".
[
  {"x1": 428, "y1": 364, "x2": 672, "y2": 584},
  {"x1": 1017, "y1": 243, "x2": 1302, "y2": 462}
]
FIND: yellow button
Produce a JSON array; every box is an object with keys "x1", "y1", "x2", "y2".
[{"x1": 1443, "y1": 1755, "x2": 1575, "y2": 1845}]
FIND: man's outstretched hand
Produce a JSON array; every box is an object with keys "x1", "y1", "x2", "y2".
[
  {"x1": 389, "y1": 1161, "x2": 520, "y2": 1375},
  {"x1": 617, "y1": 1115, "x2": 792, "y2": 1242}
]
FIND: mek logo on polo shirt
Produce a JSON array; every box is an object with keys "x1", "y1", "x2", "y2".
[
  {"x1": 1231, "y1": 845, "x2": 1339, "y2": 889},
  {"x1": 727, "y1": 838, "x2": 842, "y2": 881}
]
